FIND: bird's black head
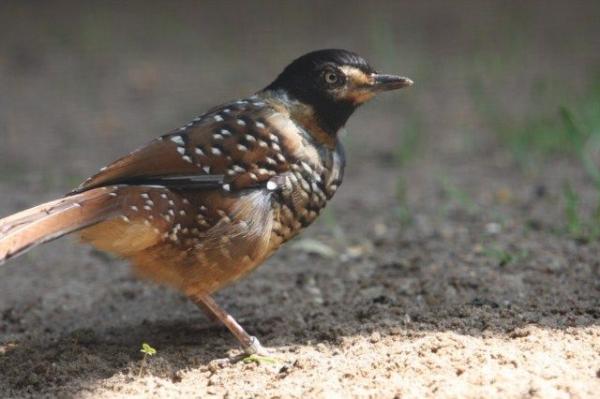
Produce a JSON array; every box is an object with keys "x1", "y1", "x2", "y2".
[{"x1": 264, "y1": 49, "x2": 412, "y2": 137}]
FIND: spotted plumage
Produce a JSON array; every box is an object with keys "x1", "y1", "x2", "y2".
[{"x1": 0, "y1": 49, "x2": 412, "y2": 356}]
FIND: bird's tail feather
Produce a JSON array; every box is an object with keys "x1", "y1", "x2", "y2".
[{"x1": 0, "y1": 188, "x2": 120, "y2": 265}]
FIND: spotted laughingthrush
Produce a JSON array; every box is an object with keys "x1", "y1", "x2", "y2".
[{"x1": 0, "y1": 49, "x2": 412, "y2": 356}]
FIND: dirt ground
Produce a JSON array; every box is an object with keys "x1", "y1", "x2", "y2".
[{"x1": 0, "y1": 2, "x2": 599, "y2": 398}]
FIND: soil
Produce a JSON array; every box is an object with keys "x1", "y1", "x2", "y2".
[{"x1": 0, "y1": 2, "x2": 599, "y2": 398}]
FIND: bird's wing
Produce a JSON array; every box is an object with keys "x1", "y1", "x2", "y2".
[{"x1": 73, "y1": 98, "x2": 292, "y2": 194}]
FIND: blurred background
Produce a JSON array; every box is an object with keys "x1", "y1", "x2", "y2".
[
  {"x1": 1, "y1": 1, "x2": 599, "y2": 226},
  {"x1": 0, "y1": 1, "x2": 598, "y2": 212},
  {"x1": 0, "y1": 1, "x2": 599, "y2": 396}
]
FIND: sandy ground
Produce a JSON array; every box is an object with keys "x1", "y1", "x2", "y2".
[{"x1": 0, "y1": 2, "x2": 599, "y2": 398}]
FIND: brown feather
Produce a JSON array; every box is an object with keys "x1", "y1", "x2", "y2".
[{"x1": 0, "y1": 188, "x2": 120, "y2": 264}]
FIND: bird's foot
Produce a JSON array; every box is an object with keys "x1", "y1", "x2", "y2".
[{"x1": 229, "y1": 336, "x2": 279, "y2": 364}]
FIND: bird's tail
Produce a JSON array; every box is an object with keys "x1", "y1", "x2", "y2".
[{"x1": 0, "y1": 188, "x2": 120, "y2": 265}]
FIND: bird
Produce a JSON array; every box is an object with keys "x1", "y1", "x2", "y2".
[{"x1": 0, "y1": 49, "x2": 412, "y2": 357}]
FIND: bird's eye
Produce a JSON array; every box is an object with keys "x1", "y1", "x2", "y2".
[{"x1": 323, "y1": 71, "x2": 340, "y2": 85}]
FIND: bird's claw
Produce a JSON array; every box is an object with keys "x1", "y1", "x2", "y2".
[{"x1": 228, "y1": 336, "x2": 278, "y2": 364}]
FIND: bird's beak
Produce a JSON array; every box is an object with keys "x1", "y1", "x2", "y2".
[{"x1": 370, "y1": 74, "x2": 413, "y2": 92}]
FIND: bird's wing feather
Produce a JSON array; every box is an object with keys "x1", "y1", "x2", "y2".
[{"x1": 73, "y1": 99, "x2": 291, "y2": 194}]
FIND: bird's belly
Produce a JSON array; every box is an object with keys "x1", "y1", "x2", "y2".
[{"x1": 80, "y1": 187, "x2": 276, "y2": 295}]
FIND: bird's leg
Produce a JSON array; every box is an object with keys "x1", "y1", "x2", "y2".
[
  {"x1": 194, "y1": 300, "x2": 220, "y2": 323},
  {"x1": 189, "y1": 293, "x2": 268, "y2": 357}
]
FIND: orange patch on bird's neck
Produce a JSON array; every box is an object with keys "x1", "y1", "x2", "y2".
[
  {"x1": 291, "y1": 104, "x2": 337, "y2": 149},
  {"x1": 268, "y1": 99, "x2": 336, "y2": 149}
]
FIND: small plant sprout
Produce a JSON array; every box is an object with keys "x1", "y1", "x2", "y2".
[
  {"x1": 242, "y1": 353, "x2": 279, "y2": 365},
  {"x1": 138, "y1": 342, "x2": 157, "y2": 377}
]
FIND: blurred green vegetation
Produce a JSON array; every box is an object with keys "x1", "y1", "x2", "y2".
[
  {"x1": 484, "y1": 245, "x2": 529, "y2": 268},
  {"x1": 470, "y1": 63, "x2": 600, "y2": 239},
  {"x1": 470, "y1": 72, "x2": 600, "y2": 172},
  {"x1": 562, "y1": 182, "x2": 600, "y2": 242}
]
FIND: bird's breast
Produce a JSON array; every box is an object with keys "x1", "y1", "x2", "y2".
[{"x1": 268, "y1": 141, "x2": 345, "y2": 247}]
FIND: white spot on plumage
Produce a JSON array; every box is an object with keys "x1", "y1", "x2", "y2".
[
  {"x1": 168, "y1": 209, "x2": 175, "y2": 216},
  {"x1": 265, "y1": 157, "x2": 276, "y2": 165},
  {"x1": 170, "y1": 135, "x2": 185, "y2": 145},
  {"x1": 121, "y1": 216, "x2": 130, "y2": 223},
  {"x1": 233, "y1": 165, "x2": 245, "y2": 173},
  {"x1": 182, "y1": 155, "x2": 193, "y2": 163},
  {"x1": 244, "y1": 134, "x2": 256, "y2": 142},
  {"x1": 266, "y1": 180, "x2": 278, "y2": 191},
  {"x1": 271, "y1": 143, "x2": 281, "y2": 152},
  {"x1": 258, "y1": 140, "x2": 268, "y2": 148},
  {"x1": 130, "y1": 206, "x2": 139, "y2": 212},
  {"x1": 236, "y1": 119, "x2": 246, "y2": 126},
  {"x1": 182, "y1": 198, "x2": 190, "y2": 205},
  {"x1": 177, "y1": 147, "x2": 186, "y2": 155},
  {"x1": 141, "y1": 193, "x2": 149, "y2": 199},
  {"x1": 179, "y1": 210, "x2": 186, "y2": 216},
  {"x1": 249, "y1": 173, "x2": 258, "y2": 181},
  {"x1": 222, "y1": 184, "x2": 231, "y2": 191},
  {"x1": 144, "y1": 205, "x2": 152, "y2": 211},
  {"x1": 213, "y1": 114, "x2": 224, "y2": 122},
  {"x1": 145, "y1": 200, "x2": 154, "y2": 206},
  {"x1": 211, "y1": 147, "x2": 222, "y2": 155},
  {"x1": 213, "y1": 133, "x2": 223, "y2": 140},
  {"x1": 255, "y1": 121, "x2": 265, "y2": 129},
  {"x1": 109, "y1": 192, "x2": 118, "y2": 197},
  {"x1": 217, "y1": 212, "x2": 231, "y2": 223},
  {"x1": 160, "y1": 193, "x2": 168, "y2": 199},
  {"x1": 195, "y1": 147, "x2": 205, "y2": 156},
  {"x1": 301, "y1": 162, "x2": 313, "y2": 173},
  {"x1": 269, "y1": 133, "x2": 279, "y2": 142},
  {"x1": 276, "y1": 153, "x2": 286, "y2": 162},
  {"x1": 203, "y1": 165, "x2": 211, "y2": 174},
  {"x1": 221, "y1": 128, "x2": 231, "y2": 136},
  {"x1": 300, "y1": 178, "x2": 311, "y2": 192},
  {"x1": 168, "y1": 200, "x2": 175, "y2": 206}
]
